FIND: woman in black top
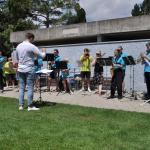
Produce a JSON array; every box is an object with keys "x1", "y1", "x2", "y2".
[{"x1": 92, "y1": 51, "x2": 104, "y2": 95}]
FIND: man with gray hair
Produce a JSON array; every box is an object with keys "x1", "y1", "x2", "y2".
[{"x1": 16, "y1": 33, "x2": 46, "y2": 111}]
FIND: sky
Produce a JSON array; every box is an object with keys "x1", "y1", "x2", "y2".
[{"x1": 79, "y1": 0, "x2": 144, "y2": 22}]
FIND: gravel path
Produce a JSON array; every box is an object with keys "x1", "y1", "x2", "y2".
[{"x1": 0, "y1": 89, "x2": 150, "y2": 113}]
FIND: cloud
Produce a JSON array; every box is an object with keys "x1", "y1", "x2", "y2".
[{"x1": 79, "y1": 0, "x2": 144, "y2": 22}]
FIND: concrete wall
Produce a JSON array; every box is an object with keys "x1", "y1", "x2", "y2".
[{"x1": 10, "y1": 15, "x2": 150, "y2": 43}]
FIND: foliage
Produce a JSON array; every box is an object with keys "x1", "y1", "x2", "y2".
[
  {"x1": 132, "y1": 0, "x2": 150, "y2": 16},
  {"x1": 0, "y1": 0, "x2": 86, "y2": 54},
  {"x1": 32, "y1": 0, "x2": 86, "y2": 27}
]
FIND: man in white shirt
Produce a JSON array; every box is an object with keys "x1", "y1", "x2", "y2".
[{"x1": 16, "y1": 33, "x2": 46, "y2": 111}]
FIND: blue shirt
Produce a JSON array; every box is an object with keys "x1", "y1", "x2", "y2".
[
  {"x1": 113, "y1": 55, "x2": 124, "y2": 70},
  {"x1": 144, "y1": 53, "x2": 150, "y2": 72},
  {"x1": 61, "y1": 64, "x2": 71, "y2": 78},
  {"x1": 121, "y1": 52, "x2": 128, "y2": 70},
  {"x1": 51, "y1": 55, "x2": 61, "y2": 69},
  {"x1": 35, "y1": 57, "x2": 43, "y2": 72},
  {"x1": 0, "y1": 56, "x2": 6, "y2": 70}
]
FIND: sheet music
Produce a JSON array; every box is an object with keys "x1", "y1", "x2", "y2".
[
  {"x1": 144, "y1": 59, "x2": 150, "y2": 66},
  {"x1": 36, "y1": 69, "x2": 53, "y2": 74}
]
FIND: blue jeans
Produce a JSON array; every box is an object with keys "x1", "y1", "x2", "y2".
[{"x1": 19, "y1": 72, "x2": 35, "y2": 106}]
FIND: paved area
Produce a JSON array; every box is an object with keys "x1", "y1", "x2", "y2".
[{"x1": 0, "y1": 88, "x2": 150, "y2": 113}]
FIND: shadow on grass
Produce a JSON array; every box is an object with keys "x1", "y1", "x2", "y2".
[{"x1": 33, "y1": 101, "x2": 57, "y2": 108}]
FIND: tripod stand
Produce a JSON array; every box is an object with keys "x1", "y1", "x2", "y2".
[
  {"x1": 123, "y1": 56, "x2": 138, "y2": 100},
  {"x1": 34, "y1": 73, "x2": 44, "y2": 104},
  {"x1": 97, "y1": 57, "x2": 112, "y2": 96},
  {"x1": 35, "y1": 69, "x2": 53, "y2": 104}
]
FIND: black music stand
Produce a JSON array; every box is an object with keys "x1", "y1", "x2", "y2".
[
  {"x1": 33, "y1": 72, "x2": 45, "y2": 106},
  {"x1": 43, "y1": 53, "x2": 54, "y2": 62},
  {"x1": 55, "y1": 61, "x2": 68, "y2": 70},
  {"x1": 97, "y1": 58, "x2": 112, "y2": 66},
  {"x1": 123, "y1": 56, "x2": 137, "y2": 100},
  {"x1": 43, "y1": 53, "x2": 54, "y2": 70},
  {"x1": 34, "y1": 69, "x2": 53, "y2": 105},
  {"x1": 123, "y1": 56, "x2": 136, "y2": 66},
  {"x1": 43, "y1": 54, "x2": 54, "y2": 92},
  {"x1": 97, "y1": 58, "x2": 112, "y2": 95}
]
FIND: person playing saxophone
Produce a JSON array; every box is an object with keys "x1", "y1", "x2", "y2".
[{"x1": 141, "y1": 42, "x2": 150, "y2": 100}]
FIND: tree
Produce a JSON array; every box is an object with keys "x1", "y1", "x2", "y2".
[
  {"x1": 31, "y1": 0, "x2": 85, "y2": 28},
  {"x1": 142, "y1": 0, "x2": 150, "y2": 14},
  {"x1": 132, "y1": 0, "x2": 150, "y2": 16},
  {"x1": 61, "y1": 2, "x2": 86, "y2": 25},
  {"x1": 0, "y1": 0, "x2": 37, "y2": 54},
  {"x1": 132, "y1": 4, "x2": 142, "y2": 16},
  {"x1": 0, "y1": 0, "x2": 86, "y2": 54}
]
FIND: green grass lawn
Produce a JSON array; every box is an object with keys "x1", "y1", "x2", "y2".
[{"x1": 0, "y1": 97, "x2": 150, "y2": 150}]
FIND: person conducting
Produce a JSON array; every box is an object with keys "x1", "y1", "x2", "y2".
[{"x1": 15, "y1": 33, "x2": 46, "y2": 111}]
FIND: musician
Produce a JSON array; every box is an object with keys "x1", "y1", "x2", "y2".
[
  {"x1": 0, "y1": 51, "x2": 6, "y2": 93},
  {"x1": 60, "y1": 59, "x2": 73, "y2": 94},
  {"x1": 47, "y1": 49, "x2": 61, "y2": 92},
  {"x1": 141, "y1": 42, "x2": 150, "y2": 100},
  {"x1": 117, "y1": 46, "x2": 128, "y2": 92},
  {"x1": 108, "y1": 49, "x2": 124, "y2": 99},
  {"x1": 80, "y1": 48, "x2": 93, "y2": 92},
  {"x1": 3, "y1": 57, "x2": 16, "y2": 89},
  {"x1": 34, "y1": 56, "x2": 43, "y2": 91},
  {"x1": 92, "y1": 51, "x2": 104, "y2": 95}
]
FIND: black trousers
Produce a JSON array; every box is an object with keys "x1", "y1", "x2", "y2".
[
  {"x1": 144, "y1": 72, "x2": 150, "y2": 98},
  {"x1": 111, "y1": 69, "x2": 123, "y2": 97},
  {"x1": 0, "y1": 69, "x2": 4, "y2": 90}
]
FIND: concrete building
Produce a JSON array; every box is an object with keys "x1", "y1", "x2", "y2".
[{"x1": 10, "y1": 15, "x2": 150, "y2": 46}]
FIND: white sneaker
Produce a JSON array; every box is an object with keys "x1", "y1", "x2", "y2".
[
  {"x1": 70, "y1": 90, "x2": 74, "y2": 95},
  {"x1": 28, "y1": 106, "x2": 40, "y2": 111},
  {"x1": 15, "y1": 89, "x2": 19, "y2": 92},
  {"x1": 79, "y1": 88, "x2": 84, "y2": 92},
  {"x1": 0, "y1": 90, "x2": 4, "y2": 93},
  {"x1": 88, "y1": 87, "x2": 92, "y2": 93},
  {"x1": 19, "y1": 106, "x2": 24, "y2": 111}
]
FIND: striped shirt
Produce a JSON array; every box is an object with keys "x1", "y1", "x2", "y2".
[{"x1": 80, "y1": 55, "x2": 93, "y2": 72}]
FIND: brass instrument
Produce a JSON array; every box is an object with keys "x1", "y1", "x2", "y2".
[{"x1": 136, "y1": 52, "x2": 146, "y2": 64}]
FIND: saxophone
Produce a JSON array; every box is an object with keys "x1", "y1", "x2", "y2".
[{"x1": 136, "y1": 52, "x2": 146, "y2": 64}]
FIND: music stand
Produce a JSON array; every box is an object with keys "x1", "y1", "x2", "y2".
[
  {"x1": 123, "y1": 56, "x2": 136, "y2": 66},
  {"x1": 43, "y1": 54, "x2": 54, "y2": 91},
  {"x1": 35, "y1": 69, "x2": 53, "y2": 104},
  {"x1": 43, "y1": 53, "x2": 54, "y2": 62},
  {"x1": 97, "y1": 58, "x2": 112, "y2": 96},
  {"x1": 104, "y1": 58, "x2": 113, "y2": 95},
  {"x1": 123, "y1": 56, "x2": 137, "y2": 100},
  {"x1": 96, "y1": 58, "x2": 106, "y2": 66},
  {"x1": 55, "y1": 61, "x2": 68, "y2": 70}
]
